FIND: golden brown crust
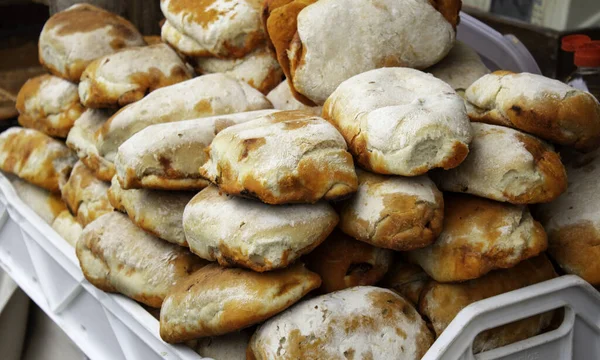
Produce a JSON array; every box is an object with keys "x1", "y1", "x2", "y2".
[
  {"x1": 79, "y1": 153, "x2": 116, "y2": 182},
  {"x1": 381, "y1": 261, "x2": 430, "y2": 305},
  {"x1": 428, "y1": 0, "x2": 462, "y2": 29}
]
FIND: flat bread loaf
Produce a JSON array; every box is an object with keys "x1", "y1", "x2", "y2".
[
  {"x1": 159, "y1": 263, "x2": 321, "y2": 342},
  {"x1": 248, "y1": 286, "x2": 434, "y2": 360},
  {"x1": 431, "y1": 123, "x2": 567, "y2": 204},
  {"x1": 79, "y1": 44, "x2": 193, "y2": 108},
  {"x1": 16, "y1": 74, "x2": 84, "y2": 138},
  {"x1": 39, "y1": 4, "x2": 145, "y2": 82},
  {"x1": 266, "y1": 80, "x2": 322, "y2": 115},
  {"x1": 200, "y1": 110, "x2": 358, "y2": 204},
  {"x1": 338, "y1": 170, "x2": 443, "y2": 251},
  {"x1": 466, "y1": 71, "x2": 600, "y2": 152},
  {"x1": 323, "y1": 68, "x2": 472, "y2": 176},
  {"x1": 76, "y1": 212, "x2": 208, "y2": 308},
  {"x1": 51, "y1": 210, "x2": 83, "y2": 247},
  {"x1": 407, "y1": 193, "x2": 548, "y2": 282},
  {"x1": 11, "y1": 178, "x2": 67, "y2": 224}
]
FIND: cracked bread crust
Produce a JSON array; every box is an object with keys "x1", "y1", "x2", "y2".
[
  {"x1": 407, "y1": 193, "x2": 548, "y2": 282},
  {"x1": 466, "y1": 71, "x2": 600, "y2": 152},
  {"x1": 338, "y1": 170, "x2": 443, "y2": 251},
  {"x1": 431, "y1": 123, "x2": 567, "y2": 204},
  {"x1": 199, "y1": 110, "x2": 358, "y2": 204}
]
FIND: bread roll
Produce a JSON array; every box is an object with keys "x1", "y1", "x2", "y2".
[
  {"x1": 76, "y1": 212, "x2": 207, "y2": 308},
  {"x1": 466, "y1": 71, "x2": 600, "y2": 152},
  {"x1": 0, "y1": 127, "x2": 76, "y2": 192},
  {"x1": 79, "y1": 44, "x2": 193, "y2": 108},
  {"x1": 115, "y1": 110, "x2": 277, "y2": 191},
  {"x1": 338, "y1": 170, "x2": 443, "y2": 251},
  {"x1": 263, "y1": 0, "x2": 460, "y2": 105},
  {"x1": 11, "y1": 178, "x2": 67, "y2": 224},
  {"x1": 96, "y1": 74, "x2": 272, "y2": 164},
  {"x1": 183, "y1": 185, "x2": 337, "y2": 272},
  {"x1": 16, "y1": 74, "x2": 84, "y2": 138},
  {"x1": 159, "y1": 263, "x2": 321, "y2": 342},
  {"x1": 248, "y1": 286, "x2": 434, "y2": 360},
  {"x1": 266, "y1": 81, "x2": 322, "y2": 115},
  {"x1": 200, "y1": 110, "x2": 357, "y2": 204},
  {"x1": 51, "y1": 210, "x2": 83, "y2": 247},
  {"x1": 66, "y1": 109, "x2": 116, "y2": 181},
  {"x1": 323, "y1": 68, "x2": 472, "y2": 176},
  {"x1": 304, "y1": 230, "x2": 393, "y2": 293},
  {"x1": 39, "y1": 4, "x2": 145, "y2": 82},
  {"x1": 381, "y1": 261, "x2": 430, "y2": 305},
  {"x1": 431, "y1": 123, "x2": 567, "y2": 204},
  {"x1": 193, "y1": 331, "x2": 250, "y2": 360},
  {"x1": 108, "y1": 176, "x2": 193, "y2": 247},
  {"x1": 407, "y1": 193, "x2": 548, "y2": 282},
  {"x1": 536, "y1": 148, "x2": 600, "y2": 285},
  {"x1": 160, "y1": 0, "x2": 264, "y2": 58},
  {"x1": 192, "y1": 46, "x2": 282, "y2": 94},
  {"x1": 420, "y1": 255, "x2": 557, "y2": 353},
  {"x1": 160, "y1": 20, "x2": 205, "y2": 57},
  {"x1": 61, "y1": 161, "x2": 113, "y2": 227}
]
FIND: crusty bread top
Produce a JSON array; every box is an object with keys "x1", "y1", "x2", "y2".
[
  {"x1": 428, "y1": 41, "x2": 490, "y2": 93},
  {"x1": 249, "y1": 286, "x2": 433, "y2": 360},
  {"x1": 266, "y1": 80, "x2": 322, "y2": 115},
  {"x1": 11, "y1": 178, "x2": 67, "y2": 224}
]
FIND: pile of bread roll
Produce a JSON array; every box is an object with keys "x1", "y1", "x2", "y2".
[{"x1": 1, "y1": 1, "x2": 599, "y2": 359}]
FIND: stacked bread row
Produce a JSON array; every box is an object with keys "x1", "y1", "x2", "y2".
[{"x1": 1, "y1": 1, "x2": 600, "y2": 359}]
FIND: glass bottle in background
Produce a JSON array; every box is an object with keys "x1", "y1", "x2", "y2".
[
  {"x1": 560, "y1": 34, "x2": 591, "y2": 82},
  {"x1": 567, "y1": 42, "x2": 600, "y2": 102}
]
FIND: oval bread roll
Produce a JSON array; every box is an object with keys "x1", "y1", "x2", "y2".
[
  {"x1": 159, "y1": 263, "x2": 321, "y2": 343},
  {"x1": 96, "y1": 74, "x2": 272, "y2": 164},
  {"x1": 420, "y1": 255, "x2": 557, "y2": 353},
  {"x1": 407, "y1": 193, "x2": 548, "y2": 282},
  {"x1": 466, "y1": 71, "x2": 600, "y2": 152},
  {"x1": 108, "y1": 176, "x2": 193, "y2": 247},
  {"x1": 183, "y1": 185, "x2": 338, "y2": 272},
  {"x1": 263, "y1": 0, "x2": 460, "y2": 105},
  {"x1": 61, "y1": 161, "x2": 113, "y2": 227},
  {"x1": 160, "y1": 0, "x2": 265, "y2": 58},
  {"x1": 381, "y1": 261, "x2": 430, "y2": 305},
  {"x1": 160, "y1": 20, "x2": 206, "y2": 57},
  {"x1": 432, "y1": 123, "x2": 567, "y2": 204},
  {"x1": 266, "y1": 81, "x2": 322, "y2": 115},
  {"x1": 51, "y1": 210, "x2": 83, "y2": 247},
  {"x1": 248, "y1": 286, "x2": 434, "y2": 360},
  {"x1": 79, "y1": 44, "x2": 193, "y2": 108},
  {"x1": 11, "y1": 178, "x2": 67, "y2": 224},
  {"x1": 338, "y1": 170, "x2": 443, "y2": 251},
  {"x1": 16, "y1": 74, "x2": 84, "y2": 138},
  {"x1": 304, "y1": 230, "x2": 393, "y2": 293},
  {"x1": 323, "y1": 68, "x2": 472, "y2": 176},
  {"x1": 0, "y1": 127, "x2": 77, "y2": 192},
  {"x1": 200, "y1": 110, "x2": 358, "y2": 204},
  {"x1": 38, "y1": 4, "x2": 145, "y2": 82},
  {"x1": 76, "y1": 212, "x2": 208, "y2": 308},
  {"x1": 115, "y1": 110, "x2": 278, "y2": 191}
]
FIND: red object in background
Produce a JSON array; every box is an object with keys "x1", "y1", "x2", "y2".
[
  {"x1": 575, "y1": 42, "x2": 600, "y2": 68},
  {"x1": 561, "y1": 34, "x2": 592, "y2": 52}
]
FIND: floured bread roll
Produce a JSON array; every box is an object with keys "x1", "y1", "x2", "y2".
[
  {"x1": 96, "y1": 74, "x2": 272, "y2": 164},
  {"x1": 407, "y1": 193, "x2": 548, "y2": 282},
  {"x1": 66, "y1": 109, "x2": 115, "y2": 181},
  {"x1": 79, "y1": 44, "x2": 193, "y2": 108},
  {"x1": 338, "y1": 170, "x2": 443, "y2": 251},
  {"x1": 427, "y1": 41, "x2": 490, "y2": 95},
  {"x1": 248, "y1": 286, "x2": 434, "y2": 360},
  {"x1": 193, "y1": 330, "x2": 250, "y2": 360},
  {"x1": 51, "y1": 210, "x2": 83, "y2": 247},
  {"x1": 200, "y1": 110, "x2": 358, "y2": 204},
  {"x1": 160, "y1": 0, "x2": 265, "y2": 58},
  {"x1": 466, "y1": 71, "x2": 600, "y2": 152},
  {"x1": 0, "y1": 127, "x2": 76, "y2": 192},
  {"x1": 266, "y1": 81, "x2": 322, "y2": 115},
  {"x1": 39, "y1": 4, "x2": 145, "y2": 82},
  {"x1": 381, "y1": 261, "x2": 429, "y2": 305},
  {"x1": 108, "y1": 176, "x2": 193, "y2": 247},
  {"x1": 61, "y1": 161, "x2": 113, "y2": 227},
  {"x1": 11, "y1": 178, "x2": 67, "y2": 224},
  {"x1": 323, "y1": 68, "x2": 472, "y2": 176},
  {"x1": 76, "y1": 212, "x2": 208, "y2": 308},
  {"x1": 16, "y1": 74, "x2": 84, "y2": 138},
  {"x1": 263, "y1": 0, "x2": 460, "y2": 105},
  {"x1": 159, "y1": 263, "x2": 321, "y2": 343},
  {"x1": 536, "y1": 148, "x2": 600, "y2": 285},
  {"x1": 420, "y1": 255, "x2": 557, "y2": 353},
  {"x1": 304, "y1": 230, "x2": 393, "y2": 293},
  {"x1": 432, "y1": 123, "x2": 567, "y2": 204},
  {"x1": 115, "y1": 110, "x2": 277, "y2": 191},
  {"x1": 192, "y1": 46, "x2": 282, "y2": 94},
  {"x1": 183, "y1": 185, "x2": 337, "y2": 272}
]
